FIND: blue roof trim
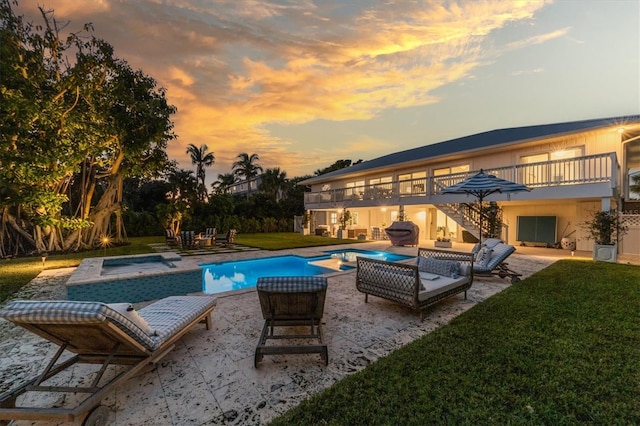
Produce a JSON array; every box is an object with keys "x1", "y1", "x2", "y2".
[{"x1": 300, "y1": 115, "x2": 640, "y2": 184}]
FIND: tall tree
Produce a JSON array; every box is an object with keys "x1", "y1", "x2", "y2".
[
  {"x1": 0, "y1": 1, "x2": 175, "y2": 256},
  {"x1": 186, "y1": 143, "x2": 214, "y2": 202},
  {"x1": 260, "y1": 167, "x2": 288, "y2": 201},
  {"x1": 212, "y1": 173, "x2": 236, "y2": 195},
  {"x1": 232, "y1": 153, "x2": 263, "y2": 199}
]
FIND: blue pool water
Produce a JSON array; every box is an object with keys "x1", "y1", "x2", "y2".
[
  {"x1": 67, "y1": 249, "x2": 412, "y2": 303},
  {"x1": 201, "y1": 249, "x2": 412, "y2": 294}
]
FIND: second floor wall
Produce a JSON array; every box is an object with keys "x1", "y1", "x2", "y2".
[{"x1": 304, "y1": 125, "x2": 640, "y2": 209}]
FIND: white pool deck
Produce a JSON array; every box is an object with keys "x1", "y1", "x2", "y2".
[{"x1": 0, "y1": 241, "x2": 635, "y2": 425}]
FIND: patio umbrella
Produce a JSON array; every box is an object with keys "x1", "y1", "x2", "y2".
[{"x1": 440, "y1": 169, "x2": 531, "y2": 244}]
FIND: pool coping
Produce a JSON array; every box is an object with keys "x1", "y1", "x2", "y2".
[{"x1": 66, "y1": 252, "x2": 191, "y2": 286}]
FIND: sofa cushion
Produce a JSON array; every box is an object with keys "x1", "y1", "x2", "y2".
[
  {"x1": 417, "y1": 256, "x2": 460, "y2": 278},
  {"x1": 418, "y1": 276, "x2": 469, "y2": 301}
]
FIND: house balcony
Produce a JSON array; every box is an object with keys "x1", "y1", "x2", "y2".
[{"x1": 304, "y1": 152, "x2": 619, "y2": 210}]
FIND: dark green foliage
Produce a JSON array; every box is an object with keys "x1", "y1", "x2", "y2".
[{"x1": 272, "y1": 260, "x2": 640, "y2": 425}]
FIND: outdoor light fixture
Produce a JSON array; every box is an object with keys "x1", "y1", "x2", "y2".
[
  {"x1": 617, "y1": 127, "x2": 625, "y2": 134},
  {"x1": 101, "y1": 236, "x2": 111, "y2": 256},
  {"x1": 41, "y1": 254, "x2": 46, "y2": 268}
]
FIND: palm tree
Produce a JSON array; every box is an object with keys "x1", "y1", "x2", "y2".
[
  {"x1": 212, "y1": 172, "x2": 236, "y2": 195},
  {"x1": 260, "y1": 167, "x2": 288, "y2": 201},
  {"x1": 232, "y1": 153, "x2": 263, "y2": 199},
  {"x1": 186, "y1": 143, "x2": 215, "y2": 202}
]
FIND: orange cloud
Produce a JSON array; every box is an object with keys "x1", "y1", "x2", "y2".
[{"x1": 16, "y1": 0, "x2": 553, "y2": 180}]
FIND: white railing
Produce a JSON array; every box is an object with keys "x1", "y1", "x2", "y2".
[{"x1": 305, "y1": 152, "x2": 618, "y2": 205}]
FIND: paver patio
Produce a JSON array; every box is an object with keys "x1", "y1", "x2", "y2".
[{"x1": 0, "y1": 242, "x2": 580, "y2": 425}]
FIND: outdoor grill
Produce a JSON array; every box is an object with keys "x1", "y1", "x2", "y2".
[{"x1": 384, "y1": 221, "x2": 419, "y2": 246}]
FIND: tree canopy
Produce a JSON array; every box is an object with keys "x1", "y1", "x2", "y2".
[{"x1": 0, "y1": 1, "x2": 176, "y2": 256}]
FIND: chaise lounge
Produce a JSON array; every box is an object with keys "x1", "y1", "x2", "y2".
[
  {"x1": 254, "y1": 276, "x2": 328, "y2": 367},
  {"x1": 472, "y1": 238, "x2": 522, "y2": 283},
  {"x1": 0, "y1": 295, "x2": 217, "y2": 425},
  {"x1": 356, "y1": 248, "x2": 474, "y2": 320}
]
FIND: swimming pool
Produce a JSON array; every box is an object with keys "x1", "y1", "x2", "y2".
[{"x1": 201, "y1": 249, "x2": 412, "y2": 294}]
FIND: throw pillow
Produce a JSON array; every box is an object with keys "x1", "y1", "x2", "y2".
[
  {"x1": 107, "y1": 303, "x2": 156, "y2": 336},
  {"x1": 418, "y1": 257, "x2": 460, "y2": 278},
  {"x1": 477, "y1": 247, "x2": 494, "y2": 268}
]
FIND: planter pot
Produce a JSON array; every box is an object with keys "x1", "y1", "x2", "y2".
[
  {"x1": 560, "y1": 238, "x2": 576, "y2": 250},
  {"x1": 300, "y1": 228, "x2": 310, "y2": 235},
  {"x1": 593, "y1": 244, "x2": 617, "y2": 262},
  {"x1": 337, "y1": 229, "x2": 344, "y2": 239},
  {"x1": 434, "y1": 241, "x2": 452, "y2": 248}
]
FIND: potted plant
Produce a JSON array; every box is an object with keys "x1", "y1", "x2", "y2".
[
  {"x1": 434, "y1": 237, "x2": 452, "y2": 248},
  {"x1": 580, "y1": 209, "x2": 628, "y2": 262},
  {"x1": 337, "y1": 210, "x2": 352, "y2": 239},
  {"x1": 300, "y1": 213, "x2": 310, "y2": 235}
]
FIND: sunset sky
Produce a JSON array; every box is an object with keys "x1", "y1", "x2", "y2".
[{"x1": 16, "y1": 0, "x2": 640, "y2": 184}]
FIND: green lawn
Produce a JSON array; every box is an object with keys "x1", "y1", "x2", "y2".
[
  {"x1": 0, "y1": 233, "x2": 362, "y2": 303},
  {"x1": 271, "y1": 260, "x2": 640, "y2": 425},
  {"x1": 236, "y1": 232, "x2": 363, "y2": 250}
]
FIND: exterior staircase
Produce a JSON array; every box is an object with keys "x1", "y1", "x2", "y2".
[{"x1": 435, "y1": 203, "x2": 481, "y2": 241}]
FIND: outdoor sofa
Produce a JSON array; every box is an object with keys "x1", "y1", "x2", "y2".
[
  {"x1": 356, "y1": 248, "x2": 474, "y2": 320},
  {"x1": 0, "y1": 295, "x2": 217, "y2": 425}
]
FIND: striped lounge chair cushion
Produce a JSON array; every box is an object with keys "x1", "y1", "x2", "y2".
[
  {"x1": 138, "y1": 296, "x2": 217, "y2": 341},
  {"x1": 256, "y1": 276, "x2": 328, "y2": 293},
  {"x1": 0, "y1": 300, "x2": 158, "y2": 351}
]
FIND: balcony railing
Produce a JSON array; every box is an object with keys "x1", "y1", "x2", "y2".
[{"x1": 304, "y1": 152, "x2": 618, "y2": 206}]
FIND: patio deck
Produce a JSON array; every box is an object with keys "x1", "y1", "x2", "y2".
[{"x1": 0, "y1": 242, "x2": 595, "y2": 425}]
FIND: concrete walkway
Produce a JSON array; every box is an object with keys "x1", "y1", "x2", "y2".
[{"x1": 0, "y1": 242, "x2": 613, "y2": 425}]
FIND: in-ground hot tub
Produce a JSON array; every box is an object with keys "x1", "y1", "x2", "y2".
[{"x1": 66, "y1": 253, "x2": 201, "y2": 304}]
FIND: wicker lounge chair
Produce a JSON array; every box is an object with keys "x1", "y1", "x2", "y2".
[
  {"x1": 0, "y1": 295, "x2": 217, "y2": 425},
  {"x1": 254, "y1": 276, "x2": 328, "y2": 367},
  {"x1": 472, "y1": 238, "x2": 522, "y2": 283}
]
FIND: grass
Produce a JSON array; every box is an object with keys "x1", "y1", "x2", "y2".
[
  {"x1": 0, "y1": 237, "x2": 160, "y2": 304},
  {"x1": 236, "y1": 232, "x2": 364, "y2": 250},
  {"x1": 0, "y1": 233, "x2": 362, "y2": 304},
  {"x1": 271, "y1": 260, "x2": 640, "y2": 425}
]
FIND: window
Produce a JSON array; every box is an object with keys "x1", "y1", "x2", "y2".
[
  {"x1": 399, "y1": 172, "x2": 426, "y2": 195},
  {"x1": 520, "y1": 146, "x2": 584, "y2": 185},
  {"x1": 433, "y1": 164, "x2": 470, "y2": 176},
  {"x1": 330, "y1": 212, "x2": 338, "y2": 224},
  {"x1": 346, "y1": 180, "x2": 365, "y2": 199},
  {"x1": 369, "y1": 176, "x2": 393, "y2": 198}
]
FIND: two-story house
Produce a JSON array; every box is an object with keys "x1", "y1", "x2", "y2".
[{"x1": 299, "y1": 115, "x2": 640, "y2": 256}]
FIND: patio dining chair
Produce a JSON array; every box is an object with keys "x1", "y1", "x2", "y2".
[
  {"x1": 165, "y1": 228, "x2": 181, "y2": 247},
  {"x1": 202, "y1": 227, "x2": 216, "y2": 245},
  {"x1": 180, "y1": 230, "x2": 197, "y2": 250},
  {"x1": 215, "y1": 229, "x2": 237, "y2": 246}
]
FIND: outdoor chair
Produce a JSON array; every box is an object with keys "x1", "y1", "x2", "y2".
[
  {"x1": 202, "y1": 227, "x2": 216, "y2": 245},
  {"x1": 254, "y1": 276, "x2": 328, "y2": 367},
  {"x1": 164, "y1": 228, "x2": 181, "y2": 247},
  {"x1": 472, "y1": 238, "x2": 522, "y2": 283},
  {"x1": 0, "y1": 295, "x2": 217, "y2": 425},
  {"x1": 180, "y1": 230, "x2": 197, "y2": 250},
  {"x1": 215, "y1": 229, "x2": 237, "y2": 246}
]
